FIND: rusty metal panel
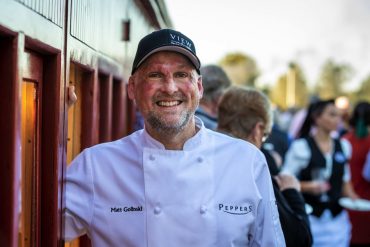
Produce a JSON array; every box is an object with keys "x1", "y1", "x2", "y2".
[{"x1": 14, "y1": 0, "x2": 65, "y2": 27}]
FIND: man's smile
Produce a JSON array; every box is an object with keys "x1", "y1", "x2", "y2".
[{"x1": 156, "y1": 100, "x2": 182, "y2": 107}]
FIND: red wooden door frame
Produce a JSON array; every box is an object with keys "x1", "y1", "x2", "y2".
[
  {"x1": 23, "y1": 49, "x2": 43, "y2": 247},
  {"x1": 112, "y1": 78, "x2": 128, "y2": 140},
  {"x1": 23, "y1": 37, "x2": 63, "y2": 246},
  {"x1": 98, "y1": 73, "x2": 113, "y2": 143},
  {"x1": 0, "y1": 29, "x2": 19, "y2": 247}
]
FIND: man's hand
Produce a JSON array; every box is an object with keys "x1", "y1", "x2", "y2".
[
  {"x1": 275, "y1": 174, "x2": 301, "y2": 191},
  {"x1": 68, "y1": 85, "x2": 77, "y2": 107}
]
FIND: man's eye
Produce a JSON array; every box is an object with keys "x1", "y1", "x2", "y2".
[
  {"x1": 148, "y1": 73, "x2": 162, "y2": 78},
  {"x1": 175, "y1": 72, "x2": 188, "y2": 78}
]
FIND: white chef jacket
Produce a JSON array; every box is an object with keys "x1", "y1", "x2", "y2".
[{"x1": 64, "y1": 118, "x2": 285, "y2": 247}]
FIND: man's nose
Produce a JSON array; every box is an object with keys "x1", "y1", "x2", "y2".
[{"x1": 162, "y1": 77, "x2": 177, "y2": 94}]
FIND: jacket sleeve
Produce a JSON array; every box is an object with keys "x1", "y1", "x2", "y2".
[
  {"x1": 63, "y1": 149, "x2": 94, "y2": 241},
  {"x1": 251, "y1": 151, "x2": 286, "y2": 247},
  {"x1": 280, "y1": 188, "x2": 313, "y2": 247},
  {"x1": 282, "y1": 139, "x2": 310, "y2": 176},
  {"x1": 281, "y1": 189, "x2": 308, "y2": 222}
]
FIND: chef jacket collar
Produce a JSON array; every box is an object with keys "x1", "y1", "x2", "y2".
[{"x1": 142, "y1": 116, "x2": 206, "y2": 151}]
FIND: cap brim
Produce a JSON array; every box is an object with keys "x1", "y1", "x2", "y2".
[{"x1": 136, "y1": 46, "x2": 200, "y2": 72}]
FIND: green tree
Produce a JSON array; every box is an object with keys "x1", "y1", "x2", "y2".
[
  {"x1": 270, "y1": 63, "x2": 309, "y2": 110},
  {"x1": 219, "y1": 52, "x2": 259, "y2": 86},
  {"x1": 356, "y1": 75, "x2": 370, "y2": 102},
  {"x1": 315, "y1": 60, "x2": 352, "y2": 99},
  {"x1": 271, "y1": 74, "x2": 287, "y2": 109}
]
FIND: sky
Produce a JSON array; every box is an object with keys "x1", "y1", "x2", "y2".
[{"x1": 164, "y1": 0, "x2": 370, "y2": 91}]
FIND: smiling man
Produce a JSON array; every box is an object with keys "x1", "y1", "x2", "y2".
[
  {"x1": 128, "y1": 50, "x2": 202, "y2": 150},
  {"x1": 63, "y1": 29, "x2": 285, "y2": 247}
]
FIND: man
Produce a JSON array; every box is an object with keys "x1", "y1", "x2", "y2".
[
  {"x1": 63, "y1": 29, "x2": 285, "y2": 247},
  {"x1": 195, "y1": 64, "x2": 231, "y2": 130}
]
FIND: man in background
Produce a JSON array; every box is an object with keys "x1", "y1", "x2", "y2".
[{"x1": 195, "y1": 65, "x2": 231, "y2": 130}]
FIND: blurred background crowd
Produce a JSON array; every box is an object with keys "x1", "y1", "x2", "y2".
[{"x1": 195, "y1": 63, "x2": 370, "y2": 247}]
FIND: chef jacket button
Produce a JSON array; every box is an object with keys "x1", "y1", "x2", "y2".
[
  {"x1": 149, "y1": 154, "x2": 155, "y2": 161},
  {"x1": 200, "y1": 205, "x2": 207, "y2": 214},
  {"x1": 197, "y1": 157, "x2": 203, "y2": 163},
  {"x1": 154, "y1": 206, "x2": 161, "y2": 215}
]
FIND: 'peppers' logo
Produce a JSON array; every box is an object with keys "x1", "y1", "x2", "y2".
[{"x1": 218, "y1": 203, "x2": 253, "y2": 215}]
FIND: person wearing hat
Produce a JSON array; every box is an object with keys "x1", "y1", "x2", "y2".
[{"x1": 63, "y1": 29, "x2": 285, "y2": 247}]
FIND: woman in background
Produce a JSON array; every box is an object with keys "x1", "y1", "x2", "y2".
[
  {"x1": 282, "y1": 99, "x2": 358, "y2": 247},
  {"x1": 343, "y1": 101, "x2": 370, "y2": 247},
  {"x1": 218, "y1": 86, "x2": 312, "y2": 247}
]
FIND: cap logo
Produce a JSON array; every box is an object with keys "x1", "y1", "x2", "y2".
[{"x1": 170, "y1": 33, "x2": 192, "y2": 51}]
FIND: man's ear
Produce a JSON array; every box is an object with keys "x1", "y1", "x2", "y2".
[
  {"x1": 252, "y1": 121, "x2": 264, "y2": 143},
  {"x1": 127, "y1": 76, "x2": 135, "y2": 100},
  {"x1": 197, "y1": 75, "x2": 203, "y2": 99}
]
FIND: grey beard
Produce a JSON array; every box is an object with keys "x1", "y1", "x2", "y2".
[{"x1": 146, "y1": 110, "x2": 193, "y2": 135}]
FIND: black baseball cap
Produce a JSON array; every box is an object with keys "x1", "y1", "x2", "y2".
[{"x1": 131, "y1": 29, "x2": 201, "y2": 75}]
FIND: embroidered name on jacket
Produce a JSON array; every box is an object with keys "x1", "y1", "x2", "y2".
[
  {"x1": 219, "y1": 203, "x2": 253, "y2": 215},
  {"x1": 110, "y1": 206, "x2": 143, "y2": 213}
]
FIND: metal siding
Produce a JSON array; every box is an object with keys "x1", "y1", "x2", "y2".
[
  {"x1": 14, "y1": 0, "x2": 65, "y2": 27},
  {"x1": 70, "y1": 0, "x2": 97, "y2": 47}
]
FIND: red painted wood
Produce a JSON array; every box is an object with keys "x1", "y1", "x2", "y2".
[
  {"x1": 40, "y1": 53, "x2": 62, "y2": 246},
  {"x1": 0, "y1": 32, "x2": 18, "y2": 247},
  {"x1": 98, "y1": 74, "x2": 113, "y2": 142},
  {"x1": 81, "y1": 68, "x2": 99, "y2": 149},
  {"x1": 22, "y1": 45, "x2": 62, "y2": 247},
  {"x1": 23, "y1": 50, "x2": 43, "y2": 247},
  {"x1": 126, "y1": 90, "x2": 137, "y2": 135},
  {"x1": 112, "y1": 79, "x2": 128, "y2": 140}
]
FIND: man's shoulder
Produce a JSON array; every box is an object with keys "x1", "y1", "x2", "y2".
[
  {"x1": 205, "y1": 129, "x2": 259, "y2": 152},
  {"x1": 204, "y1": 128, "x2": 236, "y2": 142},
  {"x1": 83, "y1": 130, "x2": 142, "y2": 155}
]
